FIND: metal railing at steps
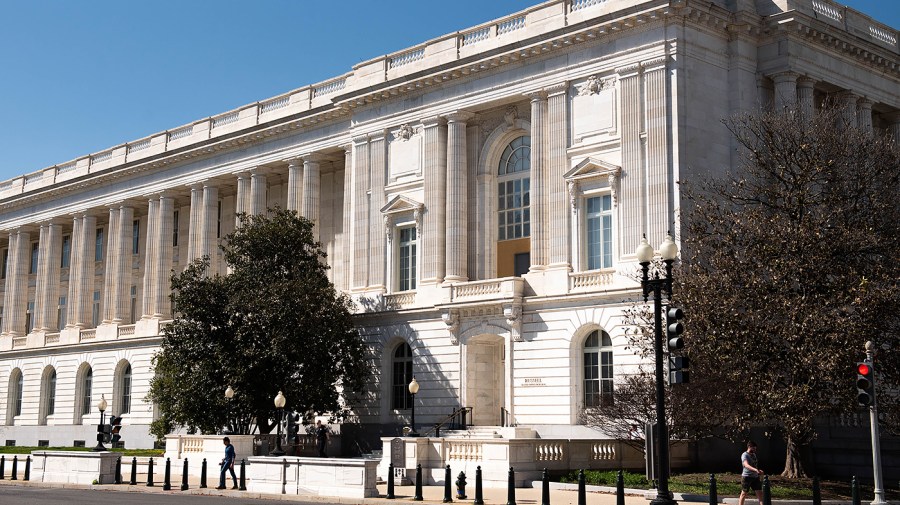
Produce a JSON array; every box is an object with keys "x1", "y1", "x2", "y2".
[{"x1": 424, "y1": 406, "x2": 473, "y2": 438}]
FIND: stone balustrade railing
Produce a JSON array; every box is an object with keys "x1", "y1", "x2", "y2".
[
  {"x1": 569, "y1": 269, "x2": 616, "y2": 292},
  {"x1": 447, "y1": 277, "x2": 524, "y2": 303}
]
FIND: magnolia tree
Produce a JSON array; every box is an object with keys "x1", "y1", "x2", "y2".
[{"x1": 148, "y1": 208, "x2": 370, "y2": 438}]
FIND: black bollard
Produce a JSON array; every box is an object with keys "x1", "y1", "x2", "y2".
[
  {"x1": 708, "y1": 474, "x2": 717, "y2": 505},
  {"x1": 851, "y1": 476, "x2": 860, "y2": 505},
  {"x1": 414, "y1": 463, "x2": 424, "y2": 501},
  {"x1": 507, "y1": 467, "x2": 517, "y2": 505},
  {"x1": 200, "y1": 458, "x2": 207, "y2": 489},
  {"x1": 11, "y1": 455, "x2": 17, "y2": 481},
  {"x1": 577, "y1": 469, "x2": 586, "y2": 505},
  {"x1": 474, "y1": 466, "x2": 484, "y2": 505},
  {"x1": 457, "y1": 471, "x2": 468, "y2": 500},
  {"x1": 387, "y1": 463, "x2": 395, "y2": 499},
  {"x1": 129, "y1": 457, "x2": 137, "y2": 485},
  {"x1": 181, "y1": 457, "x2": 189, "y2": 491},
  {"x1": 115, "y1": 456, "x2": 121, "y2": 484},
  {"x1": 812, "y1": 476, "x2": 821, "y2": 505},
  {"x1": 146, "y1": 457, "x2": 155, "y2": 487},
  {"x1": 24, "y1": 456, "x2": 30, "y2": 481},
  {"x1": 541, "y1": 468, "x2": 550, "y2": 505},
  {"x1": 239, "y1": 459, "x2": 246, "y2": 491},
  {"x1": 0, "y1": 455, "x2": 5, "y2": 479},
  {"x1": 444, "y1": 465, "x2": 453, "y2": 503},
  {"x1": 163, "y1": 457, "x2": 172, "y2": 490},
  {"x1": 762, "y1": 475, "x2": 772, "y2": 505},
  {"x1": 617, "y1": 470, "x2": 625, "y2": 505}
]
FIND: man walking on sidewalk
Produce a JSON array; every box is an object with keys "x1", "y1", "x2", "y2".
[
  {"x1": 738, "y1": 440, "x2": 765, "y2": 505},
  {"x1": 216, "y1": 436, "x2": 238, "y2": 490}
]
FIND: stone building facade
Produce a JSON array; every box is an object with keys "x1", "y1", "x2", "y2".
[{"x1": 0, "y1": 0, "x2": 897, "y2": 449}]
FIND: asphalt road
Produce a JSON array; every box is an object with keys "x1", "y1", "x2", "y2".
[{"x1": 0, "y1": 486, "x2": 330, "y2": 505}]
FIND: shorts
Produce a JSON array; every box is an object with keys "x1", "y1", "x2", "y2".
[{"x1": 741, "y1": 476, "x2": 761, "y2": 492}]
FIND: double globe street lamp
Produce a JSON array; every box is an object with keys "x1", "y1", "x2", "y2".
[{"x1": 635, "y1": 233, "x2": 679, "y2": 505}]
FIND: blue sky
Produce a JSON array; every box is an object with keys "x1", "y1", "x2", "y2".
[{"x1": 0, "y1": 0, "x2": 896, "y2": 182}]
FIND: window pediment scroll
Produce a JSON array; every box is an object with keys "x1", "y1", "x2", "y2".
[
  {"x1": 563, "y1": 157, "x2": 623, "y2": 212},
  {"x1": 381, "y1": 195, "x2": 424, "y2": 243}
]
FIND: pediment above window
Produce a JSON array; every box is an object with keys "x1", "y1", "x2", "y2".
[
  {"x1": 380, "y1": 195, "x2": 423, "y2": 243},
  {"x1": 564, "y1": 157, "x2": 622, "y2": 211}
]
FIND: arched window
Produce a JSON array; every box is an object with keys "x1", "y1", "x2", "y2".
[
  {"x1": 6, "y1": 368, "x2": 23, "y2": 425},
  {"x1": 39, "y1": 366, "x2": 57, "y2": 424},
  {"x1": 74, "y1": 364, "x2": 92, "y2": 423},
  {"x1": 583, "y1": 330, "x2": 613, "y2": 407},
  {"x1": 110, "y1": 360, "x2": 131, "y2": 415},
  {"x1": 391, "y1": 343, "x2": 413, "y2": 410},
  {"x1": 497, "y1": 136, "x2": 531, "y2": 241}
]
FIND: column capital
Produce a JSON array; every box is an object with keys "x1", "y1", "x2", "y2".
[
  {"x1": 797, "y1": 75, "x2": 816, "y2": 89},
  {"x1": 524, "y1": 90, "x2": 547, "y2": 102},
  {"x1": 544, "y1": 82, "x2": 569, "y2": 97},
  {"x1": 641, "y1": 56, "x2": 668, "y2": 71},
  {"x1": 770, "y1": 70, "x2": 800, "y2": 84},
  {"x1": 614, "y1": 62, "x2": 641, "y2": 78},
  {"x1": 301, "y1": 153, "x2": 331, "y2": 164},
  {"x1": 351, "y1": 133, "x2": 370, "y2": 145},
  {"x1": 833, "y1": 89, "x2": 860, "y2": 102},
  {"x1": 444, "y1": 111, "x2": 475, "y2": 123},
  {"x1": 857, "y1": 97, "x2": 874, "y2": 109},
  {"x1": 420, "y1": 116, "x2": 446, "y2": 128}
]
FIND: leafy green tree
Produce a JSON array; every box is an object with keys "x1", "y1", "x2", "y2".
[
  {"x1": 148, "y1": 208, "x2": 370, "y2": 436},
  {"x1": 675, "y1": 105, "x2": 900, "y2": 477}
]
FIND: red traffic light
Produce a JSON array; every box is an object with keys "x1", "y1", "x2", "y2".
[{"x1": 857, "y1": 363, "x2": 871, "y2": 376}]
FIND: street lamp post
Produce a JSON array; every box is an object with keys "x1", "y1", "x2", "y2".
[
  {"x1": 271, "y1": 391, "x2": 286, "y2": 456},
  {"x1": 635, "y1": 234, "x2": 679, "y2": 505},
  {"x1": 408, "y1": 377, "x2": 420, "y2": 436},
  {"x1": 93, "y1": 395, "x2": 109, "y2": 452},
  {"x1": 224, "y1": 386, "x2": 235, "y2": 435},
  {"x1": 864, "y1": 341, "x2": 886, "y2": 505}
]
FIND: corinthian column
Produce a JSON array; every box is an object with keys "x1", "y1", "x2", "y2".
[
  {"x1": 2, "y1": 230, "x2": 30, "y2": 336},
  {"x1": 35, "y1": 222, "x2": 63, "y2": 331},
  {"x1": 368, "y1": 135, "x2": 386, "y2": 291},
  {"x1": 444, "y1": 112, "x2": 473, "y2": 283},
  {"x1": 546, "y1": 83, "x2": 570, "y2": 269},
  {"x1": 616, "y1": 63, "x2": 643, "y2": 255},
  {"x1": 141, "y1": 198, "x2": 160, "y2": 319},
  {"x1": 885, "y1": 112, "x2": 900, "y2": 145},
  {"x1": 201, "y1": 184, "x2": 219, "y2": 275},
  {"x1": 857, "y1": 98, "x2": 873, "y2": 134},
  {"x1": 528, "y1": 92, "x2": 547, "y2": 271},
  {"x1": 351, "y1": 135, "x2": 370, "y2": 290},
  {"x1": 249, "y1": 171, "x2": 267, "y2": 216},
  {"x1": 341, "y1": 146, "x2": 353, "y2": 291},
  {"x1": 286, "y1": 160, "x2": 303, "y2": 213},
  {"x1": 154, "y1": 196, "x2": 175, "y2": 318},
  {"x1": 421, "y1": 117, "x2": 447, "y2": 284},
  {"x1": 113, "y1": 206, "x2": 134, "y2": 323},
  {"x1": 68, "y1": 215, "x2": 96, "y2": 328},
  {"x1": 797, "y1": 76, "x2": 816, "y2": 123},
  {"x1": 772, "y1": 71, "x2": 798, "y2": 111},
  {"x1": 643, "y1": 58, "x2": 670, "y2": 247},
  {"x1": 102, "y1": 207, "x2": 120, "y2": 324},
  {"x1": 235, "y1": 173, "x2": 251, "y2": 228},
  {"x1": 836, "y1": 91, "x2": 859, "y2": 129},
  {"x1": 187, "y1": 184, "x2": 203, "y2": 263},
  {"x1": 302, "y1": 155, "x2": 323, "y2": 240}
]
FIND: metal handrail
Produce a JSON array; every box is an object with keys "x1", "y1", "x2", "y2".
[{"x1": 425, "y1": 406, "x2": 472, "y2": 437}]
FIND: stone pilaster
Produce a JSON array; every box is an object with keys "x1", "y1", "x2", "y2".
[
  {"x1": 421, "y1": 117, "x2": 447, "y2": 285},
  {"x1": 302, "y1": 155, "x2": 323, "y2": 239},
  {"x1": 2, "y1": 230, "x2": 29, "y2": 336},
  {"x1": 444, "y1": 112, "x2": 473, "y2": 283},
  {"x1": 141, "y1": 197, "x2": 160, "y2": 319},
  {"x1": 797, "y1": 76, "x2": 816, "y2": 123},
  {"x1": 235, "y1": 173, "x2": 251, "y2": 227},
  {"x1": 339, "y1": 147, "x2": 352, "y2": 292},
  {"x1": 102, "y1": 207, "x2": 120, "y2": 324},
  {"x1": 35, "y1": 223, "x2": 63, "y2": 331},
  {"x1": 528, "y1": 92, "x2": 548, "y2": 272},
  {"x1": 187, "y1": 184, "x2": 203, "y2": 262},
  {"x1": 857, "y1": 98, "x2": 873, "y2": 133},
  {"x1": 286, "y1": 160, "x2": 303, "y2": 213},
  {"x1": 772, "y1": 71, "x2": 798, "y2": 111},
  {"x1": 644, "y1": 58, "x2": 670, "y2": 247},
  {"x1": 201, "y1": 184, "x2": 219, "y2": 275},
  {"x1": 546, "y1": 83, "x2": 570, "y2": 270},
  {"x1": 368, "y1": 134, "x2": 386, "y2": 291},
  {"x1": 250, "y1": 171, "x2": 267, "y2": 216},
  {"x1": 617, "y1": 63, "x2": 643, "y2": 256},
  {"x1": 113, "y1": 206, "x2": 134, "y2": 324},
  {"x1": 351, "y1": 135, "x2": 370, "y2": 290}
]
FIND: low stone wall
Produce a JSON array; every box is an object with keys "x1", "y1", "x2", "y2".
[
  {"x1": 164, "y1": 434, "x2": 255, "y2": 476},
  {"x1": 246, "y1": 456, "x2": 379, "y2": 498},
  {"x1": 30, "y1": 451, "x2": 119, "y2": 484}
]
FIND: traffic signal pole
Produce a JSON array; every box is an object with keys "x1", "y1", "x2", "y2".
[{"x1": 864, "y1": 341, "x2": 886, "y2": 505}]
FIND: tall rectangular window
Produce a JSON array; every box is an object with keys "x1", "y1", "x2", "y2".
[
  {"x1": 57, "y1": 296, "x2": 67, "y2": 330},
  {"x1": 132, "y1": 220, "x2": 140, "y2": 255},
  {"x1": 398, "y1": 227, "x2": 417, "y2": 292},
  {"x1": 586, "y1": 195, "x2": 613, "y2": 270},
  {"x1": 130, "y1": 286, "x2": 137, "y2": 324},
  {"x1": 61, "y1": 235, "x2": 71, "y2": 268},
  {"x1": 173, "y1": 210, "x2": 179, "y2": 247},
  {"x1": 95, "y1": 228, "x2": 104, "y2": 261},
  {"x1": 25, "y1": 301, "x2": 35, "y2": 333},
  {"x1": 91, "y1": 291, "x2": 101, "y2": 327},
  {"x1": 30, "y1": 242, "x2": 39, "y2": 274},
  {"x1": 1, "y1": 249, "x2": 7, "y2": 278},
  {"x1": 217, "y1": 200, "x2": 222, "y2": 239},
  {"x1": 82, "y1": 369, "x2": 93, "y2": 416}
]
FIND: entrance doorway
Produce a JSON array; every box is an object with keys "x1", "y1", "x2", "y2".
[{"x1": 465, "y1": 335, "x2": 505, "y2": 426}]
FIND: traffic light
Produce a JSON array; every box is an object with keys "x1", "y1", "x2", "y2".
[
  {"x1": 109, "y1": 415, "x2": 123, "y2": 445},
  {"x1": 287, "y1": 412, "x2": 301, "y2": 445},
  {"x1": 666, "y1": 306, "x2": 684, "y2": 350},
  {"x1": 856, "y1": 362, "x2": 875, "y2": 406},
  {"x1": 669, "y1": 355, "x2": 690, "y2": 384}
]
